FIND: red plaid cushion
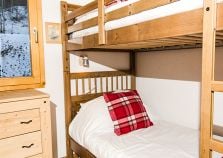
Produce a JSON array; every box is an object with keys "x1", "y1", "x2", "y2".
[{"x1": 103, "y1": 90, "x2": 153, "y2": 135}]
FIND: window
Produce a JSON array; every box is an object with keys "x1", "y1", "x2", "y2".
[{"x1": 0, "y1": 0, "x2": 44, "y2": 91}]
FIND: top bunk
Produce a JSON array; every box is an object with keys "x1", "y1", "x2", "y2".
[{"x1": 62, "y1": 0, "x2": 223, "y2": 52}]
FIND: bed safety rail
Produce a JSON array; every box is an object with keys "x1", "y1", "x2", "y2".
[{"x1": 65, "y1": 0, "x2": 178, "y2": 47}]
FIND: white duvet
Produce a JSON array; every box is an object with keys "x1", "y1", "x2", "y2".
[
  {"x1": 80, "y1": 121, "x2": 199, "y2": 158},
  {"x1": 69, "y1": 96, "x2": 223, "y2": 158},
  {"x1": 70, "y1": 119, "x2": 199, "y2": 158}
]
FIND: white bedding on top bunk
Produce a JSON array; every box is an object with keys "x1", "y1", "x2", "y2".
[
  {"x1": 69, "y1": 0, "x2": 223, "y2": 40},
  {"x1": 70, "y1": 120, "x2": 199, "y2": 158}
]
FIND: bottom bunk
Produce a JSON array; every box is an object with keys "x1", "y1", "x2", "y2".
[
  {"x1": 67, "y1": 70, "x2": 223, "y2": 158},
  {"x1": 69, "y1": 93, "x2": 223, "y2": 158}
]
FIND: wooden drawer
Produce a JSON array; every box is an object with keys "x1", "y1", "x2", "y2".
[
  {"x1": 0, "y1": 131, "x2": 42, "y2": 158},
  {"x1": 0, "y1": 109, "x2": 41, "y2": 139}
]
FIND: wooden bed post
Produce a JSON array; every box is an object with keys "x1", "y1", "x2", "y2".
[
  {"x1": 130, "y1": 51, "x2": 136, "y2": 90},
  {"x1": 200, "y1": 0, "x2": 218, "y2": 157},
  {"x1": 61, "y1": 2, "x2": 73, "y2": 158}
]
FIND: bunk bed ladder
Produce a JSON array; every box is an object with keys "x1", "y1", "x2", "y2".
[{"x1": 201, "y1": 0, "x2": 223, "y2": 157}]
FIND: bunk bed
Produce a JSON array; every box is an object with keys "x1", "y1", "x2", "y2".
[{"x1": 60, "y1": 0, "x2": 223, "y2": 158}]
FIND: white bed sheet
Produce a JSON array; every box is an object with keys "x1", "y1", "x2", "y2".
[
  {"x1": 69, "y1": 0, "x2": 223, "y2": 40},
  {"x1": 70, "y1": 120, "x2": 199, "y2": 158}
]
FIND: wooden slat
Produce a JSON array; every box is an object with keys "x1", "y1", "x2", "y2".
[
  {"x1": 68, "y1": 17, "x2": 98, "y2": 33},
  {"x1": 217, "y1": 32, "x2": 223, "y2": 36},
  {"x1": 72, "y1": 93, "x2": 103, "y2": 102},
  {"x1": 211, "y1": 81, "x2": 223, "y2": 92},
  {"x1": 65, "y1": 0, "x2": 113, "y2": 22},
  {"x1": 70, "y1": 71, "x2": 129, "y2": 79},
  {"x1": 116, "y1": 76, "x2": 119, "y2": 90},
  {"x1": 94, "y1": 78, "x2": 97, "y2": 93},
  {"x1": 76, "y1": 79, "x2": 79, "y2": 96},
  {"x1": 121, "y1": 76, "x2": 124, "y2": 90},
  {"x1": 66, "y1": 42, "x2": 82, "y2": 51},
  {"x1": 210, "y1": 139, "x2": 223, "y2": 154},
  {"x1": 100, "y1": 77, "x2": 103, "y2": 92},
  {"x1": 130, "y1": 52, "x2": 136, "y2": 90},
  {"x1": 88, "y1": 78, "x2": 92, "y2": 94},
  {"x1": 96, "y1": 39, "x2": 200, "y2": 50},
  {"x1": 111, "y1": 77, "x2": 114, "y2": 91},
  {"x1": 67, "y1": 4, "x2": 81, "y2": 11},
  {"x1": 170, "y1": 36, "x2": 202, "y2": 43},
  {"x1": 126, "y1": 76, "x2": 129, "y2": 89},
  {"x1": 82, "y1": 79, "x2": 85, "y2": 94},
  {"x1": 106, "y1": 77, "x2": 108, "y2": 92}
]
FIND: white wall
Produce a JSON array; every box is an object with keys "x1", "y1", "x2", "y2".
[
  {"x1": 137, "y1": 78, "x2": 201, "y2": 129},
  {"x1": 137, "y1": 77, "x2": 223, "y2": 130},
  {"x1": 40, "y1": 0, "x2": 66, "y2": 157}
]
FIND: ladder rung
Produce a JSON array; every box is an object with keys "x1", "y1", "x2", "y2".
[
  {"x1": 210, "y1": 139, "x2": 223, "y2": 153},
  {"x1": 211, "y1": 81, "x2": 223, "y2": 92}
]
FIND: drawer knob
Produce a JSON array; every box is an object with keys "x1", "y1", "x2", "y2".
[
  {"x1": 20, "y1": 120, "x2": 33, "y2": 124},
  {"x1": 22, "y1": 143, "x2": 34, "y2": 149}
]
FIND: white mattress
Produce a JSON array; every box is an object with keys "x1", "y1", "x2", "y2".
[
  {"x1": 69, "y1": 0, "x2": 223, "y2": 41},
  {"x1": 70, "y1": 120, "x2": 200, "y2": 158}
]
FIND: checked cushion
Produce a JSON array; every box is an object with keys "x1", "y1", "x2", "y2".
[{"x1": 103, "y1": 90, "x2": 153, "y2": 135}]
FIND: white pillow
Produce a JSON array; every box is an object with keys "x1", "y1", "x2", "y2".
[
  {"x1": 144, "y1": 104, "x2": 158, "y2": 122},
  {"x1": 69, "y1": 94, "x2": 158, "y2": 146},
  {"x1": 69, "y1": 96, "x2": 113, "y2": 146}
]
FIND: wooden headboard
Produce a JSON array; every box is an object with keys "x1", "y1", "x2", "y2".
[{"x1": 70, "y1": 70, "x2": 135, "y2": 117}]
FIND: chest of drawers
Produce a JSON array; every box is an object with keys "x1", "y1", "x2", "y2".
[{"x1": 0, "y1": 90, "x2": 53, "y2": 158}]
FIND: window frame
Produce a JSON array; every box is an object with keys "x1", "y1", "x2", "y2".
[{"x1": 0, "y1": 0, "x2": 45, "y2": 91}]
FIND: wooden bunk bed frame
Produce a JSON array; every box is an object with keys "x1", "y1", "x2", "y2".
[{"x1": 61, "y1": 0, "x2": 223, "y2": 158}]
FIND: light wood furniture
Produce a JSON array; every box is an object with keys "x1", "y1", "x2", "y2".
[
  {"x1": 0, "y1": 0, "x2": 45, "y2": 91},
  {"x1": 0, "y1": 90, "x2": 53, "y2": 158},
  {"x1": 61, "y1": 0, "x2": 223, "y2": 158}
]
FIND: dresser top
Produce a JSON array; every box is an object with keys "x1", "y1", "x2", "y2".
[{"x1": 0, "y1": 89, "x2": 49, "y2": 103}]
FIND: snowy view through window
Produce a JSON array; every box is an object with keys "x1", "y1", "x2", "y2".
[{"x1": 0, "y1": 0, "x2": 31, "y2": 78}]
